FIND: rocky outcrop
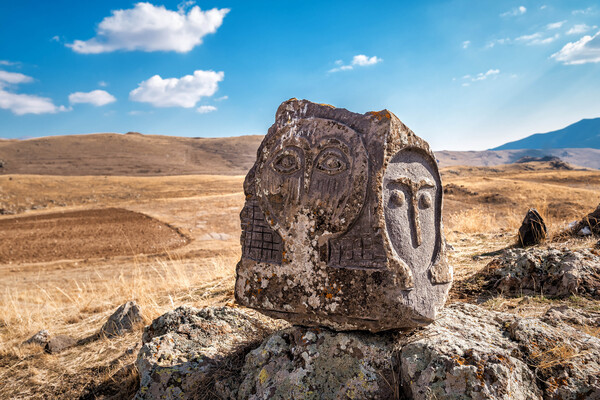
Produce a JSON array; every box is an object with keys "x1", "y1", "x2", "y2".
[
  {"x1": 45, "y1": 335, "x2": 76, "y2": 354},
  {"x1": 23, "y1": 329, "x2": 50, "y2": 346},
  {"x1": 483, "y1": 247, "x2": 600, "y2": 297},
  {"x1": 135, "y1": 303, "x2": 600, "y2": 399},
  {"x1": 568, "y1": 203, "x2": 600, "y2": 237},
  {"x1": 135, "y1": 306, "x2": 287, "y2": 400}
]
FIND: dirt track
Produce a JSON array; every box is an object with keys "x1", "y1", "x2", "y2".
[{"x1": 0, "y1": 208, "x2": 188, "y2": 263}]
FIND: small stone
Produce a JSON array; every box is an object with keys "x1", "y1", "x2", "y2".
[
  {"x1": 235, "y1": 99, "x2": 452, "y2": 332},
  {"x1": 23, "y1": 329, "x2": 50, "y2": 346},
  {"x1": 518, "y1": 208, "x2": 547, "y2": 247},
  {"x1": 45, "y1": 335, "x2": 76, "y2": 354},
  {"x1": 579, "y1": 226, "x2": 592, "y2": 236},
  {"x1": 99, "y1": 301, "x2": 143, "y2": 337}
]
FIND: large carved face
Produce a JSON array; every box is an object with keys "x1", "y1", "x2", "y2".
[
  {"x1": 256, "y1": 118, "x2": 368, "y2": 237},
  {"x1": 383, "y1": 150, "x2": 441, "y2": 272}
]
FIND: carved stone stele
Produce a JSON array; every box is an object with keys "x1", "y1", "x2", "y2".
[{"x1": 235, "y1": 99, "x2": 452, "y2": 332}]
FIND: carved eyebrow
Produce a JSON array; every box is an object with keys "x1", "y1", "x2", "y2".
[{"x1": 391, "y1": 177, "x2": 434, "y2": 190}]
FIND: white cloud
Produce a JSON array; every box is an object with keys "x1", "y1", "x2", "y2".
[
  {"x1": 547, "y1": 21, "x2": 566, "y2": 30},
  {"x1": 98, "y1": 81, "x2": 108, "y2": 87},
  {"x1": 486, "y1": 38, "x2": 510, "y2": 48},
  {"x1": 67, "y1": 2, "x2": 229, "y2": 54},
  {"x1": 51, "y1": 35, "x2": 60, "y2": 42},
  {"x1": 516, "y1": 32, "x2": 559, "y2": 45},
  {"x1": 215, "y1": 95, "x2": 228, "y2": 101},
  {"x1": 351, "y1": 54, "x2": 382, "y2": 66},
  {"x1": 540, "y1": 5, "x2": 547, "y2": 10},
  {"x1": 501, "y1": 6, "x2": 526, "y2": 17},
  {"x1": 0, "y1": 60, "x2": 18, "y2": 66},
  {"x1": 0, "y1": 91, "x2": 69, "y2": 115},
  {"x1": 0, "y1": 70, "x2": 33, "y2": 85},
  {"x1": 567, "y1": 24, "x2": 594, "y2": 35},
  {"x1": 462, "y1": 40, "x2": 471, "y2": 49},
  {"x1": 69, "y1": 90, "x2": 116, "y2": 106},
  {"x1": 197, "y1": 105, "x2": 217, "y2": 113},
  {"x1": 329, "y1": 54, "x2": 382, "y2": 72},
  {"x1": 130, "y1": 69, "x2": 224, "y2": 107},
  {"x1": 461, "y1": 69, "x2": 500, "y2": 84},
  {"x1": 551, "y1": 31, "x2": 600, "y2": 65},
  {"x1": 572, "y1": 7, "x2": 593, "y2": 15}
]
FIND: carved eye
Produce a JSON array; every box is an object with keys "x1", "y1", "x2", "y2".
[
  {"x1": 272, "y1": 151, "x2": 301, "y2": 174},
  {"x1": 390, "y1": 190, "x2": 405, "y2": 207},
  {"x1": 419, "y1": 192, "x2": 432, "y2": 209},
  {"x1": 315, "y1": 149, "x2": 348, "y2": 175}
]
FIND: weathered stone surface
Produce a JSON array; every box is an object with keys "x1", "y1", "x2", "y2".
[
  {"x1": 235, "y1": 99, "x2": 452, "y2": 332},
  {"x1": 45, "y1": 334, "x2": 76, "y2": 354},
  {"x1": 99, "y1": 301, "x2": 143, "y2": 338},
  {"x1": 484, "y1": 247, "x2": 600, "y2": 297},
  {"x1": 135, "y1": 306, "x2": 287, "y2": 400},
  {"x1": 133, "y1": 303, "x2": 600, "y2": 399},
  {"x1": 236, "y1": 327, "x2": 399, "y2": 399},
  {"x1": 518, "y1": 208, "x2": 547, "y2": 247},
  {"x1": 23, "y1": 329, "x2": 50, "y2": 346},
  {"x1": 401, "y1": 303, "x2": 541, "y2": 400},
  {"x1": 542, "y1": 305, "x2": 600, "y2": 328}
]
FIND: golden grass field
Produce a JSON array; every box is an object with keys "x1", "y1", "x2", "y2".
[{"x1": 1, "y1": 161, "x2": 599, "y2": 399}]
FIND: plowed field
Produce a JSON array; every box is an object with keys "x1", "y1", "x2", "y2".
[{"x1": 0, "y1": 208, "x2": 188, "y2": 263}]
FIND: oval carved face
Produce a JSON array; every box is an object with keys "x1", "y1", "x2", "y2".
[
  {"x1": 383, "y1": 150, "x2": 441, "y2": 272},
  {"x1": 256, "y1": 118, "x2": 368, "y2": 237}
]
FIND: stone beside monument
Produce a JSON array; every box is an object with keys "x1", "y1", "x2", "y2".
[{"x1": 235, "y1": 99, "x2": 452, "y2": 332}]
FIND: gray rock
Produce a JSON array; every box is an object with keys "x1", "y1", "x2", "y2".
[
  {"x1": 236, "y1": 327, "x2": 399, "y2": 399},
  {"x1": 542, "y1": 305, "x2": 600, "y2": 328},
  {"x1": 45, "y1": 335, "x2": 76, "y2": 354},
  {"x1": 401, "y1": 303, "x2": 541, "y2": 400},
  {"x1": 236, "y1": 98, "x2": 452, "y2": 332},
  {"x1": 135, "y1": 306, "x2": 287, "y2": 400},
  {"x1": 99, "y1": 301, "x2": 143, "y2": 337},
  {"x1": 485, "y1": 247, "x2": 600, "y2": 297},
  {"x1": 23, "y1": 329, "x2": 50, "y2": 346},
  {"x1": 568, "y1": 203, "x2": 600, "y2": 236}
]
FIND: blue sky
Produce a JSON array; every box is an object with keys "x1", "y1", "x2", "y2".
[{"x1": 1, "y1": 1, "x2": 599, "y2": 150}]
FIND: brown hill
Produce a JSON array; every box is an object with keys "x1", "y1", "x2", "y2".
[
  {"x1": 0, "y1": 133, "x2": 263, "y2": 176},
  {"x1": 1, "y1": 133, "x2": 599, "y2": 177}
]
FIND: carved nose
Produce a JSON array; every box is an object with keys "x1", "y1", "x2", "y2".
[{"x1": 409, "y1": 194, "x2": 422, "y2": 247}]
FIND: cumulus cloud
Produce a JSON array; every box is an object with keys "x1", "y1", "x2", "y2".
[
  {"x1": 462, "y1": 40, "x2": 471, "y2": 49},
  {"x1": 69, "y1": 90, "x2": 116, "y2": 106},
  {"x1": 129, "y1": 70, "x2": 224, "y2": 107},
  {"x1": 197, "y1": 105, "x2": 217, "y2": 113},
  {"x1": 551, "y1": 31, "x2": 600, "y2": 65},
  {"x1": 329, "y1": 54, "x2": 382, "y2": 72},
  {"x1": 572, "y1": 7, "x2": 593, "y2": 15},
  {"x1": 0, "y1": 70, "x2": 67, "y2": 115},
  {"x1": 486, "y1": 38, "x2": 510, "y2": 48},
  {"x1": 0, "y1": 70, "x2": 33, "y2": 85},
  {"x1": 567, "y1": 24, "x2": 595, "y2": 35},
  {"x1": 501, "y1": 6, "x2": 526, "y2": 17},
  {"x1": 67, "y1": 2, "x2": 229, "y2": 54},
  {"x1": 547, "y1": 21, "x2": 566, "y2": 30}
]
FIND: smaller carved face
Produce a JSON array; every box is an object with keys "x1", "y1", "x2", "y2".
[
  {"x1": 383, "y1": 150, "x2": 441, "y2": 271},
  {"x1": 256, "y1": 118, "x2": 368, "y2": 237}
]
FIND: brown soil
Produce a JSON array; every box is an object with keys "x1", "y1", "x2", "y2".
[{"x1": 0, "y1": 208, "x2": 188, "y2": 264}]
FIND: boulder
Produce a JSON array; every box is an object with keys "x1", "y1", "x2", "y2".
[
  {"x1": 99, "y1": 301, "x2": 143, "y2": 337},
  {"x1": 134, "y1": 303, "x2": 600, "y2": 399},
  {"x1": 236, "y1": 327, "x2": 399, "y2": 399},
  {"x1": 23, "y1": 329, "x2": 50, "y2": 346},
  {"x1": 45, "y1": 335, "x2": 76, "y2": 354},
  {"x1": 135, "y1": 306, "x2": 287, "y2": 400},
  {"x1": 483, "y1": 247, "x2": 600, "y2": 297},
  {"x1": 236, "y1": 98, "x2": 452, "y2": 332},
  {"x1": 518, "y1": 208, "x2": 547, "y2": 247}
]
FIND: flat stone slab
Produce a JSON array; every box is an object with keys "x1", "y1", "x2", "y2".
[{"x1": 235, "y1": 99, "x2": 452, "y2": 331}]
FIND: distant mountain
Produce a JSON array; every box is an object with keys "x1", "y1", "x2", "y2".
[{"x1": 492, "y1": 117, "x2": 600, "y2": 150}]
